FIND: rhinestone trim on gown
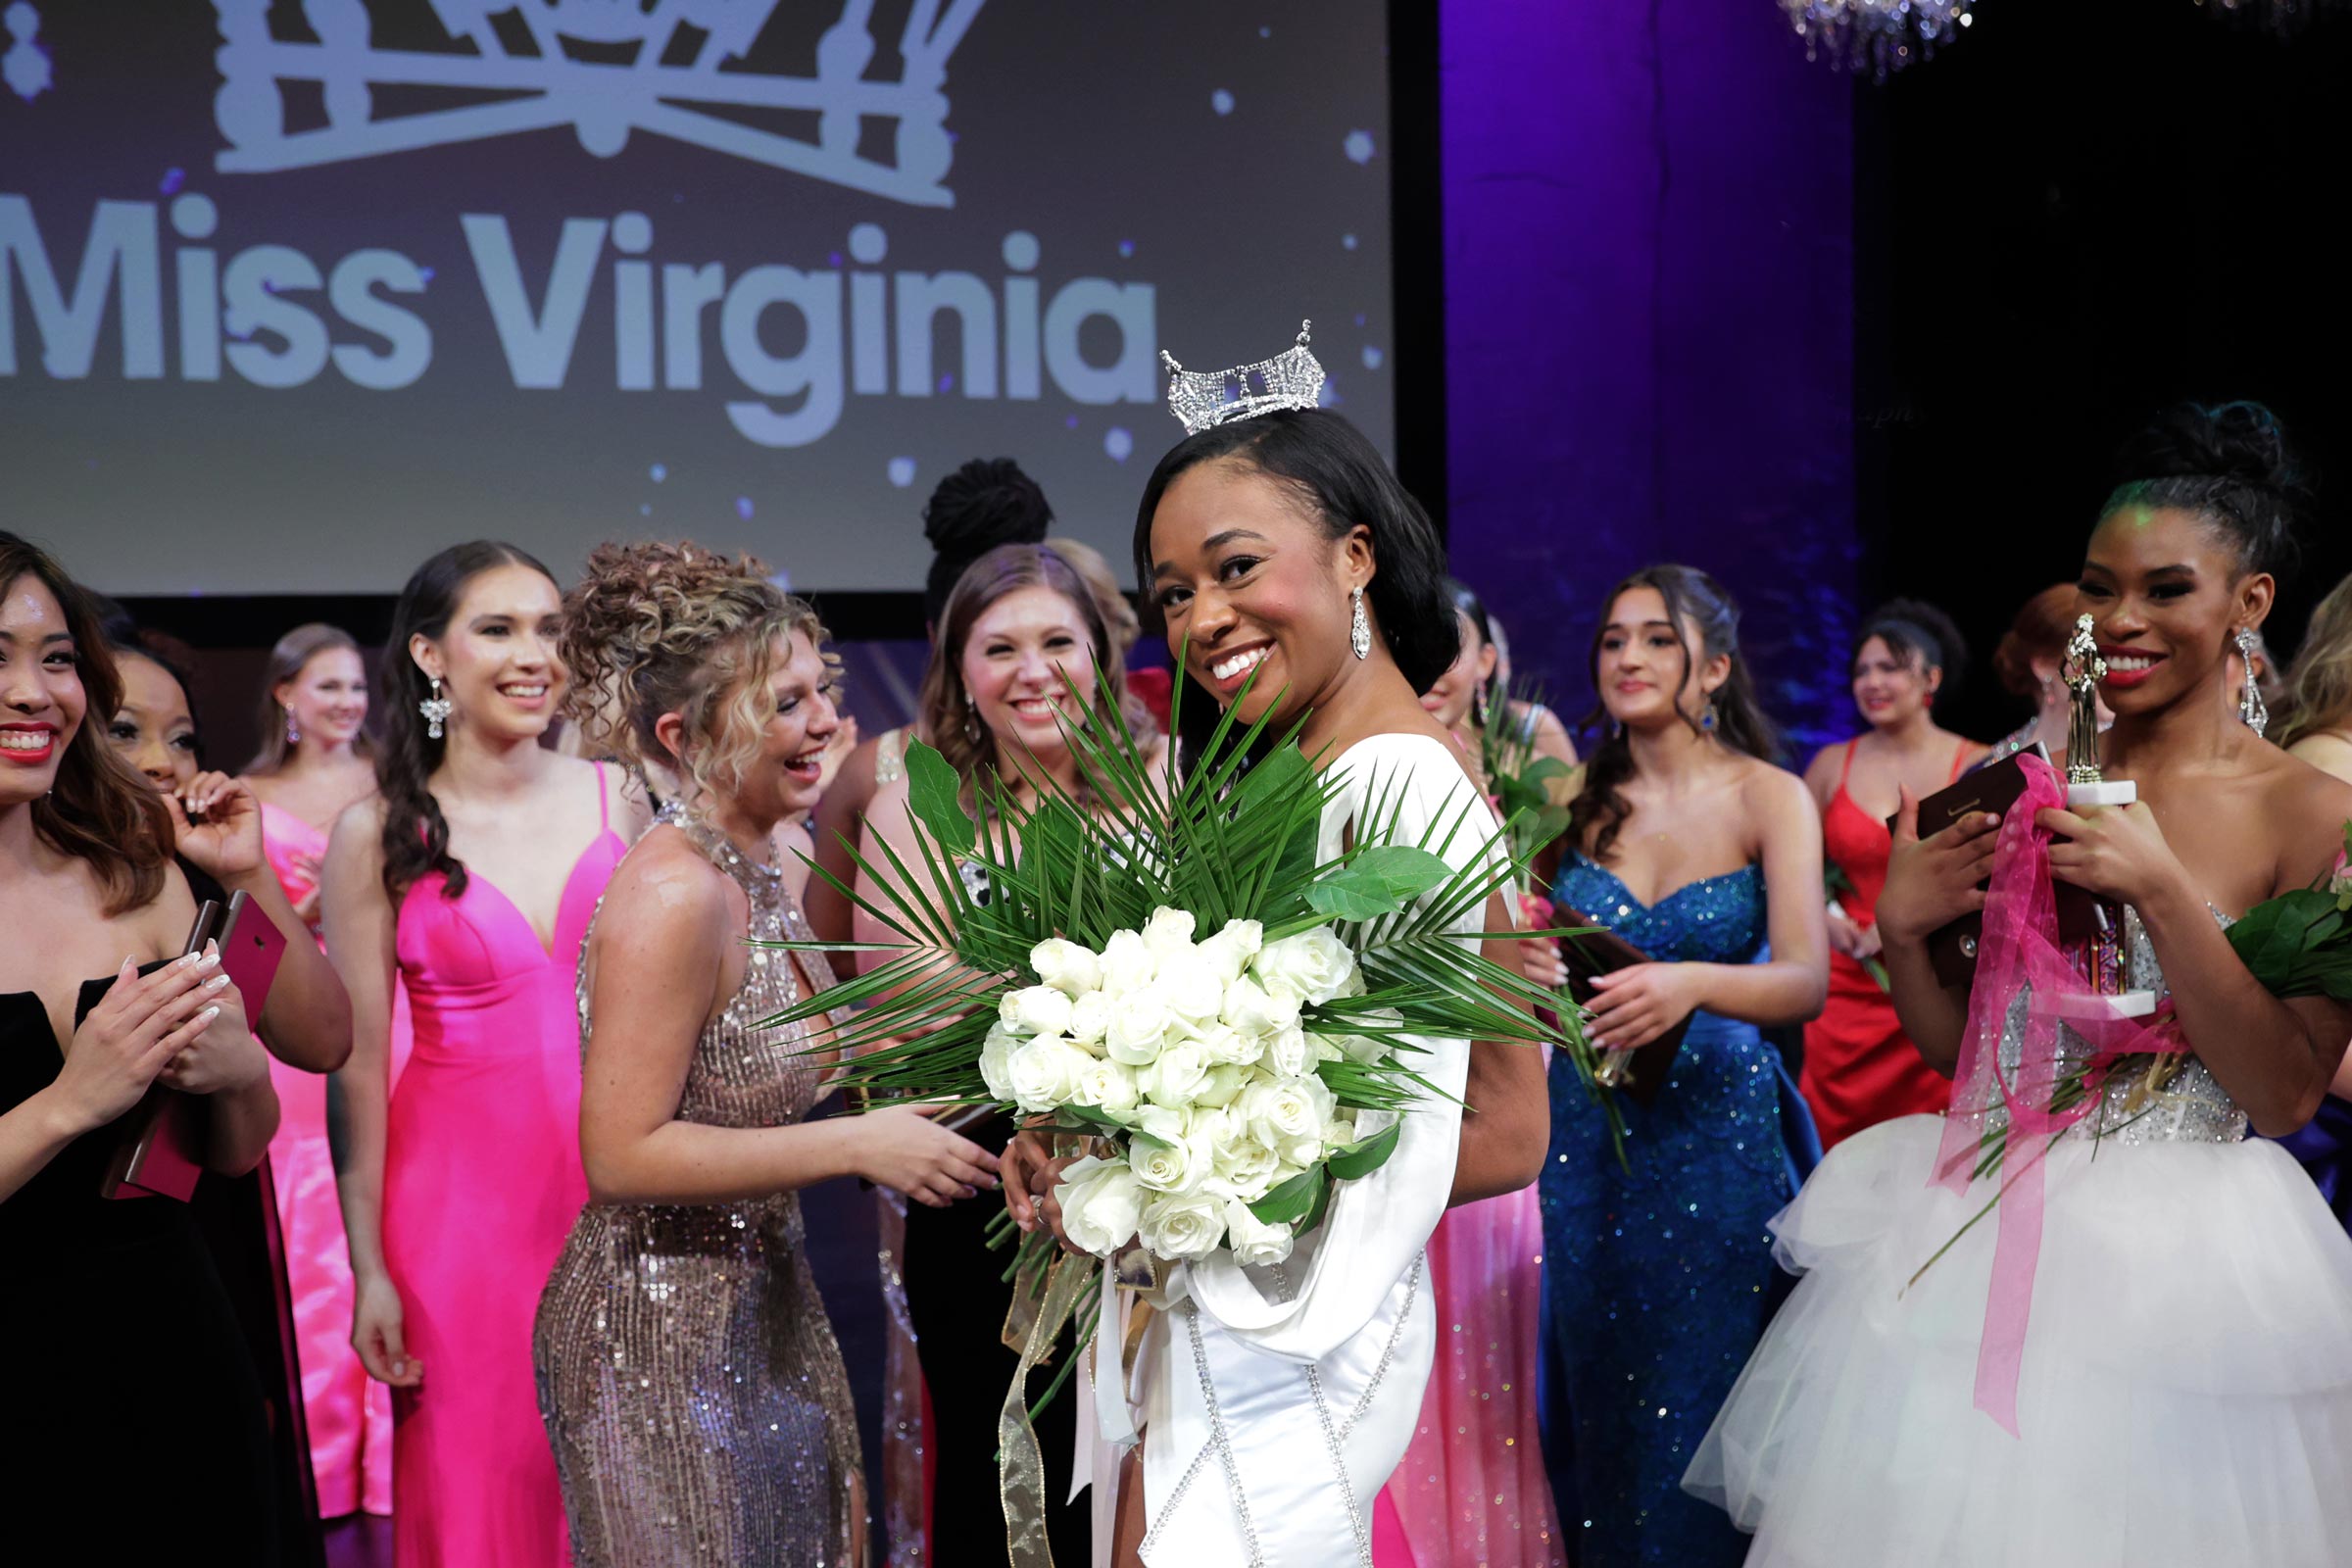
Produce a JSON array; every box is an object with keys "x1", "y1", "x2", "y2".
[{"x1": 535, "y1": 809, "x2": 862, "y2": 1567}]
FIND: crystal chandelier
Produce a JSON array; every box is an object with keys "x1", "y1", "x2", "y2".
[{"x1": 1780, "y1": 0, "x2": 1976, "y2": 76}]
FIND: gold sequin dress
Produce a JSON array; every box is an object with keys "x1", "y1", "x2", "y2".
[{"x1": 534, "y1": 809, "x2": 862, "y2": 1567}]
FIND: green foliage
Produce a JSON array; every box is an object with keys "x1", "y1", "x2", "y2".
[
  {"x1": 759, "y1": 649, "x2": 1609, "y2": 1142},
  {"x1": 2227, "y1": 887, "x2": 2352, "y2": 1002}
]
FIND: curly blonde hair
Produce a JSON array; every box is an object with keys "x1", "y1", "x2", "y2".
[
  {"x1": 561, "y1": 541, "x2": 830, "y2": 806},
  {"x1": 2281, "y1": 574, "x2": 2352, "y2": 749}
]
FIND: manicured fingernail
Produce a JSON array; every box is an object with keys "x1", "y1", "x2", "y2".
[
  {"x1": 205, "y1": 973, "x2": 231, "y2": 992},
  {"x1": 199, "y1": 1005, "x2": 220, "y2": 1023}
]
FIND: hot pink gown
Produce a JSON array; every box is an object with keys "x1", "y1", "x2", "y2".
[
  {"x1": 259, "y1": 798, "x2": 403, "y2": 1518},
  {"x1": 385, "y1": 765, "x2": 621, "y2": 1566}
]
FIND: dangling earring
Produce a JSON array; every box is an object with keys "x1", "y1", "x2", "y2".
[
  {"x1": 1348, "y1": 585, "x2": 1371, "y2": 661},
  {"x1": 2236, "y1": 627, "x2": 2268, "y2": 737},
  {"x1": 285, "y1": 711, "x2": 300, "y2": 746},
  {"x1": 419, "y1": 676, "x2": 452, "y2": 741},
  {"x1": 1700, "y1": 697, "x2": 1719, "y2": 733},
  {"x1": 1471, "y1": 682, "x2": 1491, "y2": 729},
  {"x1": 962, "y1": 691, "x2": 983, "y2": 745}
]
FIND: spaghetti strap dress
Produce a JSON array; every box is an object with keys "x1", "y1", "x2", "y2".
[
  {"x1": 382, "y1": 762, "x2": 624, "y2": 1566},
  {"x1": 1799, "y1": 741, "x2": 1965, "y2": 1150}
]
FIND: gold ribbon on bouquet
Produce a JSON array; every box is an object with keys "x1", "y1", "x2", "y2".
[{"x1": 997, "y1": 1251, "x2": 1095, "y2": 1568}]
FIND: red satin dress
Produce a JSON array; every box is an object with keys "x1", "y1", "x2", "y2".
[{"x1": 1798, "y1": 740, "x2": 1964, "y2": 1149}]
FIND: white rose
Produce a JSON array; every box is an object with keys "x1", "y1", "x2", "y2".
[
  {"x1": 1100, "y1": 929, "x2": 1156, "y2": 998},
  {"x1": 1189, "y1": 1062, "x2": 1250, "y2": 1109},
  {"x1": 978, "y1": 1023, "x2": 1020, "y2": 1102},
  {"x1": 1128, "y1": 1132, "x2": 1198, "y2": 1194},
  {"x1": 1054, "y1": 1156, "x2": 1145, "y2": 1258},
  {"x1": 1067, "y1": 990, "x2": 1113, "y2": 1046},
  {"x1": 1265, "y1": 1023, "x2": 1311, "y2": 1078},
  {"x1": 1029, "y1": 936, "x2": 1103, "y2": 998},
  {"x1": 1142, "y1": 907, "x2": 1199, "y2": 960},
  {"x1": 1137, "y1": 1192, "x2": 1225, "y2": 1262},
  {"x1": 1133, "y1": 1103, "x2": 1189, "y2": 1145},
  {"x1": 1250, "y1": 926, "x2": 1363, "y2": 1005},
  {"x1": 1222, "y1": 1197, "x2": 1298, "y2": 1268},
  {"x1": 1221, "y1": 975, "x2": 1298, "y2": 1040},
  {"x1": 1243, "y1": 1076, "x2": 1331, "y2": 1165},
  {"x1": 1196, "y1": 1024, "x2": 1264, "y2": 1069},
  {"x1": 1155, "y1": 952, "x2": 1225, "y2": 1035},
  {"x1": 999, "y1": 984, "x2": 1074, "y2": 1040},
  {"x1": 1069, "y1": 1057, "x2": 1140, "y2": 1120},
  {"x1": 1005, "y1": 1037, "x2": 1089, "y2": 1116},
  {"x1": 1142, "y1": 1039, "x2": 1210, "y2": 1107},
  {"x1": 1104, "y1": 989, "x2": 1175, "y2": 1067},
  {"x1": 1195, "y1": 918, "x2": 1264, "y2": 986},
  {"x1": 1199, "y1": 1124, "x2": 1281, "y2": 1202}
]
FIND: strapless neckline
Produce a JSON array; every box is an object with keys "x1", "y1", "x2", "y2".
[{"x1": 1562, "y1": 852, "x2": 1762, "y2": 915}]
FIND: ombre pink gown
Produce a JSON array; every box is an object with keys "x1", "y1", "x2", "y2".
[
  {"x1": 258, "y1": 800, "x2": 404, "y2": 1518},
  {"x1": 384, "y1": 766, "x2": 621, "y2": 1567},
  {"x1": 1372, "y1": 1184, "x2": 1566, "y2": 1568}
]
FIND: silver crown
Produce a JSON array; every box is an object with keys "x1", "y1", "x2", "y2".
[{"x1": 1159, "y1": 320, "x2": 1327, "y2": 437}]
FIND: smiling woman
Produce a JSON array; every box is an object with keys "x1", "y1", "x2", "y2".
[
  {"x1": 318, "y1": 540, "x2": 648, "y2": 1568},
  {"x1": 0, "y1": 532, "x2": 282, "y2": 1561},
  {"x1": 862, "y1": 538, "x2": 1161, "y2": 1567}
]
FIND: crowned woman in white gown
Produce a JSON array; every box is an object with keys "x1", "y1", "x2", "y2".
[
  {"x1": 1684, "y1": 402, "x2": 2352, "y2": 1567},
  {"x1": 1004, "y1": 332, "x2": 1552, "y2": 1567}
]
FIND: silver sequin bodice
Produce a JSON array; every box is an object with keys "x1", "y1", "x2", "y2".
[
  {"x1": 534, "y1": 808, "x2": 861, "y2": 1567},
  {"x1": 1992, "y1": 905, "x2": 2249, "y2": 1148}
]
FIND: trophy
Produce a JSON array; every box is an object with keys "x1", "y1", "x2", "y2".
[{"x1": 2055, "y1": 614, "x2": 2157, "y2": 1018}]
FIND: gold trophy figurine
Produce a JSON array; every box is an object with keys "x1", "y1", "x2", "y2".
[
  {"x1": 2055, "y1": 612, "x2": 2157, "y2": 1017},
  {"x1": 2061, "y1": 613, "x2": 2134, "y2": 808}
]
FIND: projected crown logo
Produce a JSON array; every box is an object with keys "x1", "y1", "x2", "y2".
[{"x1": 211, "y1": 0, "x2": 985, "y2": 207}]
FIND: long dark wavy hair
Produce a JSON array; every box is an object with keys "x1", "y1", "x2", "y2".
[
  {"x1": 0, "y1": 533, "x2": 174, "y2": 915},
  {"x1": 375, "y1": 541, "x2": 558, "y2": 903},
  {"x1": 1570, "y1": 564, "x2": 1779, "y2": 865}
]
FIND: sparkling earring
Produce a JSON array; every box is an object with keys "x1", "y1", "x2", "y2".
[
  {"x1": 2236, "y1": 627, "x2": 2268, "y2": 737},
  {"x1": 1471, "y1": 682, "x2": 1491, "y2": 729},
  {"x1": 285, "y1": 712, "x2": 300, "y2": 746},
  {"x1": 962, "y1": 692, "x2": 983, "y2": 746},
  {"x1": 1348, "y1": 585, "x2": 1371, "y2": 661},
  {"x1": 419, "y1": 676, "x2": 452, "y2": 741},
  {"x1": 1700, "y1": 698, "x2": 1719, "y2": 733}
]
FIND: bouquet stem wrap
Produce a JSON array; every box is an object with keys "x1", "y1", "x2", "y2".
[
  {"x1": 1932, "y1": 752, "x2": 2185, "y2": 1436},
  {"x1": 997, "y1": 1252, "x2": 1097, "y2": 1568}
]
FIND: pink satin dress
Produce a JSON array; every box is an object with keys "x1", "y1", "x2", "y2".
[
  {"x1": 259, "y1": 798, "x2": 401, "y2": 1518},
  {"x1": 384, "y1": 765, "x2": 622, "y2": 1566}
]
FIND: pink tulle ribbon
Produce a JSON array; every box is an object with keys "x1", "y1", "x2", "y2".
[{"x1": 1931, "y1": 752, "x2": 2185, "y2": 1437}]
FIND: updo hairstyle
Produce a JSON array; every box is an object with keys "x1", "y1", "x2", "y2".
[{"x1": 561, "y1": 541, "x2": 831, "y2": 806}]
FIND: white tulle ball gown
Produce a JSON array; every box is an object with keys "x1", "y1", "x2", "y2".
[{"x1": 1685, "y1": 910, "x2": 2352, "y2": 1567}]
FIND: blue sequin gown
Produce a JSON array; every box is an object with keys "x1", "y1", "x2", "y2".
[{"x1": 1539, "y1": 854, "x2": 1820, "y2": 1568}]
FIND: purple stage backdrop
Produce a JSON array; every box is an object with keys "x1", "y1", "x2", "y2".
[{"x1": 1440, "y1": 0, "x2": 1860, "y2": 758}]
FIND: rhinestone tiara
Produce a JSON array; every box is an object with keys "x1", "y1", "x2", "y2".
[{"x1": 1159, "y1": 320, "x2": 1327, "y2": 437}]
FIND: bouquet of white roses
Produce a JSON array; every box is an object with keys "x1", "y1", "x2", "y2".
[
  {"x1": 985, "y1": 908, "x2": 1410, "y2": 1270},
  {"x1": 759, "y1": 667, "x2": 1609, "y2": 1494}
]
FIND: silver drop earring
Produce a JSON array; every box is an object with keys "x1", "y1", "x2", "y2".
[
  {"x1": 1348, "y1": 585, "x2": 1371, "y2": 661},
  {"x1": 285, "y1": 712, "x2": 300, "y2": 746},
  {"x1": 962, "y1": 692, "x2": 983, "y2": 745},
  {"x1": 2236, "y1": 627, "x2": 2268, "y2": 737},
  {"x1": 419, "y1": 675, "x2": 452, "y2": 741}
]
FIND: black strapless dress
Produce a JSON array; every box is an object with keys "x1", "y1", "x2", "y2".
[{"x1": 0, "y1": 974, "x2": 278, "y2": 1561}]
